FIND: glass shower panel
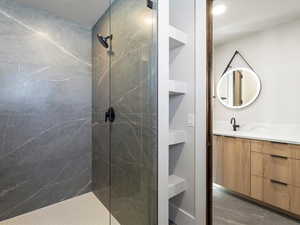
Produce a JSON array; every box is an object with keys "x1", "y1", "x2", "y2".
[
  {"x1": 109, "y1": 0, "x2": 158, "y2": 224},
  {"x1": 92, "y1": 1, "x2": 111, "y2": 224}
]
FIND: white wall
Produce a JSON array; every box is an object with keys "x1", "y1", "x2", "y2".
[{"x1": 214, "y1": 19, "x2": 300, "y2": 126}]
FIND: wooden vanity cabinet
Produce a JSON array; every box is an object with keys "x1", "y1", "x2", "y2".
[
  {"x1": 250, "y1": 145, "x2": 264, "y2": 200},
  {"x1": 291, "y1": 159, "x2": 300, "y2": 215},
  {"x1": 222, "y1": 137, "x2": 251, "y2": 195},
  {"x1": 251, "y1": 151, "x2": 264, "y2": 176},
  {"x1": 263, "y1": 178, "x2": 290, "y2": 211},
  {"x1": 213, "y1": 135, "x2": 224, "y2": 186},
  {"x1": 212, "y1": 136, "x2": 251, "y2": 195},
  {"x1": 251, "y1": 175, "x2": 263, "y2": 201},
  {"x1": 213, "y1": 135, "x2": 300, "y2": 217},
  {"x1": 263, "y1": 154, "x2": 292, "y2": 185},
  {"x1": 291, "y1": 186, "x2": 300, "y2": 215},
  {"x1": 292, "y1": 159, "x2": 300, "y2": 187}
]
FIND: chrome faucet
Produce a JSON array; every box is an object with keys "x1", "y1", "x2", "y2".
[{"x1": 230, "y1": 117, "x2": 240, "y2": 131}]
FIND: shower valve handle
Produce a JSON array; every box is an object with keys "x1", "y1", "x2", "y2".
[{"x1": 105, "y1": 107, "x2": 115, "y2": 123}]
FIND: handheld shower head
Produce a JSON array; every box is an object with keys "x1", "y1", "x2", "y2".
[{"x1": 97, "y1": 34, "x2": 112, "y2": 49}]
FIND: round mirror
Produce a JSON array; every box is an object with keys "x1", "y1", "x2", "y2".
[{"x1": 217, "y1": 67, "x2": 261, "y2": 109}]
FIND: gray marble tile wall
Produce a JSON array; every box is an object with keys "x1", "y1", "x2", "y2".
[
  {"x1": 92, "y1": 0, "x2": 158, "y2": 224},
  {"x1": 0, "y1": 0, "x2": 91, "y2": 221}
]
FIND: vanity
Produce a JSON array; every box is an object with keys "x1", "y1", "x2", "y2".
[
  {"x1": 213, "y1": 134, "x2": 300, "y2": 217},
  {"x1": 213, "y1": 58, "x2": 300, "y2": 218}
]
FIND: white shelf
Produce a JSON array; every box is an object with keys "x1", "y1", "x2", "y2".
[
  {"x1": 169, "y1": 80, "x2": 187, "y2": 96},
  {"x1": 169, "y1": 130, "x2": 186, "y2": 146},
  {"x1": 168, "y1": 175, "x2": 187, "y2": 199},
  {"x1": 169, "y1": 25, "x2": 188, "y2": 49}
]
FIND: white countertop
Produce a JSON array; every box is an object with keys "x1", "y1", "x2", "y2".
[{"x1": 213, "y1": 121, "x2": 300, "y2": 145}]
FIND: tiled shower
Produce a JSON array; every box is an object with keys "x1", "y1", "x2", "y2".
[
  {"x1": 92, "y1": 0, "x2": 158, "y2": 223},
  {"x1": 0, "y1": 0, "x2": 158, "y2": 224},
  {"x1": 0, "y1": 0, "x2": 204, "y2": 224}
]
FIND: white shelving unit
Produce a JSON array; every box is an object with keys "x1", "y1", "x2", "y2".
[
  {"x1": 158, "y1": 1, "x2": 192, "y2": 223},
  {"x1": 169, "y1": 130, "x2": 186, "y2": 146},
  {"x1": 169, "y1": 80, "x2": 187, "y2": 96},
  {"x1": 167, "y1": 22, "x2": 188, "y2": 216},
  {"x1": 168, "y1": 175, "x2": 187, "y2": 199},
  {"x1": 169, "y1": 25, "x2": 188, "y2": 49},
  {"x1": 158, "y1": 0, "x2": 205, "y2": 223}
]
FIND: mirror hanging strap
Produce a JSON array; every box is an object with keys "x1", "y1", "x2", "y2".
[{"x1": 222, "y1": 50, "x2": 257, "y2": 76}]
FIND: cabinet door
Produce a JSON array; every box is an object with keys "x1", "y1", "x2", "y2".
[
  {"x1": 223, "y1": 137, "x2": 251, "y2": 195},
  {"x1": 251, "y1": 152, "x2": 264, "y2": 177},
  {"x1": 292, "y1": 159, "x2": 300, "y2": 187},
  {"x1": 291, "y1": 186, "x2": 300, "y2": 215},
  {"x1": 213, "y1": 135, "x2": 223, "y2": 185},
  {"x1": 251, "y1": 175, "x2": 263, "y2": 201}
]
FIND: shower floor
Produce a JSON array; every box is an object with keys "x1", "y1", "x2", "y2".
[{"x1": 0, "y1": 192, "x2": 120, "y2": 225}]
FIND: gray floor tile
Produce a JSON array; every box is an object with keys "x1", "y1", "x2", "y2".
[{"x1": 213, "y1": 186, "x2": 300, "y2": 225}]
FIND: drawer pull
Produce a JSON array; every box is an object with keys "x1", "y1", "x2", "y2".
[
  {"x1": 270, "y1": 179, "x2": 288, "y2": 186},
  {"x1": 270, "y1": 141, "x2": 288, "y2": 145},
  {"x1": 270, "y1": 154, "x2": 288, "y2": 159}
]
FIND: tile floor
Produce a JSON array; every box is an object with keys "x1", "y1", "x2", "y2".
[
  {"x1": 0, "y1": 192, "x2": 120, "y2": 225},
  {"x1": 213, "y1": 186, "x2": 300, "y2": 225},
  {"x1": 4, "y1": 187, "x2": 298, "y2": 225}
]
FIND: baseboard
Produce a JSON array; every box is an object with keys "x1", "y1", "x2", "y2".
[{"x1": 169, "y1": 203, "x2": 196, "y2": 225}]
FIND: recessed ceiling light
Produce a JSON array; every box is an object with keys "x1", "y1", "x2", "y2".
[{"x1": 212, "y1": 4, "x2": 227, "y2": 16}]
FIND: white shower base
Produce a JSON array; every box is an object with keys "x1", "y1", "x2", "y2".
[{"x1": 0, "y1": 192, "x2": 120, "y2": 225}]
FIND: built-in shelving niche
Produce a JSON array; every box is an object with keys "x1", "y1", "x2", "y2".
[
  {"x1": 169, "y1": 130, "x2": 186, "y2": 146},
  {"x1": 169, "y1": 80, "x2": 187, "y2": 96},
  {"x1": 168, "y1": 175, "x2": 187, "y2": 199},
  {"x1": 169, "y1": 25, "x2": 188, "y2": 49},
  {"x1": 167, "y1": 25, "x2": 188, "y2": 203}
]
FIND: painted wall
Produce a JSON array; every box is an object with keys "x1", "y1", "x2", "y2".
[
  {"x1": 169, "y1": 0, "x2": 196, "y2": 223},
  {"x1": 214, "y1": 19, "x2": 300, "y2": 126},
  {"x1": 0, "y1": 0, "x2": 91, "y2": 220}
]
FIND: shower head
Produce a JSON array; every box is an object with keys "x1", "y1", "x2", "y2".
[{"x1": 97, "y1": 34, "x2": 112, "y2": 49}]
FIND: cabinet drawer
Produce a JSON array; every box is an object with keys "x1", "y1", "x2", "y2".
[
  {"x1": 251, "y1": 152, "x2": 264, "y2": 176},
  {"x1": 291, "y1": 186, "x2": 300, "y2": 216},
  {"x1": 251, "y1": 140, "x2": 264, "y2": 153},
  {"x1": 290, "y1": 144, "x2": 300, "y2": 159},
  {"x1": 263, "y1": 179, "x2": 290, "y2": 211},
  {"x1": 292, "y1": 159, "x2": 300, "y2": 187},
  {"x1": 262, "y1": 142, "x2": 292, "y2": 158},
  {"x1": 251, "y1": 175, "x2": 263, "y2": 201},
  {"x1": 264, "y1": 154, "x2": 292, "y2": 184}
]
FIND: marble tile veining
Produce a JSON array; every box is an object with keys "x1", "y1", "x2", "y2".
[
  {"x1": 92, "y1": 0, "x2": 158, "y2": 224},
  {"x1": 0, "y1": 0, "x2": 91, "y2": 221}
]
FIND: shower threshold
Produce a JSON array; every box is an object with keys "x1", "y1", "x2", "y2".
[{"x1": 0, "y1": 192, "x2": 120, "y2": 225}]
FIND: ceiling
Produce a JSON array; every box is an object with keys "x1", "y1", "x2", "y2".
[
  {"x1": 214, "y1": 0, "x2": 300, "y2": 45},
  {"x1": 14, "y1": 0, "x2": 110, "y2": 28},
  {"x1": 14, "y1": 0, "x2": 300, "y2": 36}
]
